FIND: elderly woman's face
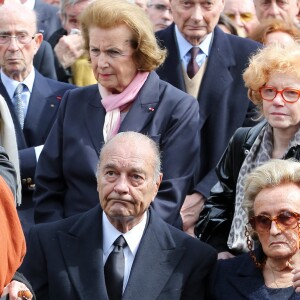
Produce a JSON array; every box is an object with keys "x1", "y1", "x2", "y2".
[
  {"x1": 262, "y1": 72, "x2": 300, "y2": 133},
  {"x1": 89, "y1": 24, "x2": 138, "y2": 93},
  {"x1": 253, "y1": 183, "x2": 300, "y2": 259}
]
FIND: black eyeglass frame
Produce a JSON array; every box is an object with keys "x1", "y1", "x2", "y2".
[{"x1": 0, "y1": 34, "x2": 36, "y2": 45}]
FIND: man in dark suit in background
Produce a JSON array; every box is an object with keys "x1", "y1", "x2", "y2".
[
  {"x1": 0, "y1": 2, "x2": 74, "y2": 235},
  {"x1": 48, "y1": 0, "x2": 95, "y2": 84},
  {"x1": 22, "y1": 0, "x2": 62, "y2": 41},
  {"x1": 156, "y1": 0, "x2": 261, "y2": 237},
  {"x1": 21, "y1": 132, "x2": 216, "y2": 300},
  {"x1": 0, "y1": 0, "x2": 58, "y2": 80},
  {"x1": 33, "y1": 41, "x2": 57, "y2": 80},
  {"x1": 23, "y1": 0, "x2": 61, "y2": 80}
]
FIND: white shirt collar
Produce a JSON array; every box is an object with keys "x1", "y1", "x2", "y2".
[
  {"x1": 102, "y1": 210, "x2": 147, "y2": 257},
  {"x1": 174, "y1": 25, "x2": 213, "y2": 60},
  {"x1": 1, "y1": 68, "x2": 35, "y2": 99}
]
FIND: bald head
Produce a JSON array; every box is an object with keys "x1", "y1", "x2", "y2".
[
  {"x1": 0, "y1": 1, "x2": 42, "y2": 81},
  {"x1": 0, "y1": 2, "x2": 37, "y2": 31}
]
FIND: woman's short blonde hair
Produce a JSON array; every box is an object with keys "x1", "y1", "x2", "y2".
[
  {"x1": 80, "y1": 0, "x2": 166, "y2": 71},
  {"x1": 243, "y1": 159, "x2": 300, "y2": 220},
  {"x1": 243, "y1": 41, "x2": 300, "y2": 117}
]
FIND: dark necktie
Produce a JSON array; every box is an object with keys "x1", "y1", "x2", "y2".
[
  {"x1": 13, "y1": 83, "x2": 25, "y2": 129},
  {"x1": 105, "y1": 235, "x2": 127, "y2": 300},
  {"x1": 187, "y1": 47, "x2": 200, "y2": 79}
]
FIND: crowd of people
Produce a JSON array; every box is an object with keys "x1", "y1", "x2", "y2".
[{"x1": 0, "y1": 0, "x2": 300, "y2": 298}]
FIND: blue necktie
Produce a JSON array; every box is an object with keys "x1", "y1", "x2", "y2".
[
  {"x1": 105, "y1": 235, "x2": 127, "y2": 300},
  {"x1": 13, "y1": 83, "x2": 25, "y2": 129}
]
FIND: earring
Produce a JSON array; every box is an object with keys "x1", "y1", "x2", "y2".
[{"x1": 245, "y1": 225, "x2": 265, "y2": 269}]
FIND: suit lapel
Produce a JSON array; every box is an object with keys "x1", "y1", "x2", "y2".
[
  {"x1": 58, "y1": 207, "x2": 108, "y2": 300},
  {"x1": 156, "y1": 25, "x2": 186, "y2": 91},
  {"x1": 227, "y1": 251, "x2": 266, "y2": 298},
  {"x1": 84, "y1": 85, "x2": 106, "y2": 155},
  {"x1": 120, "y1": 72, "x2": 160, "y2": 133},
  {"x1": 84, "y1": 74, "x2": 160, "y2": 150},
  {"x1": 24, "y1": 72, "x2": 61, "y2": 144},
  {"x1": 123, "y1": 209, "x2": 185, "y2": 300},
  {"x1": 199, "y1": 27, "x2": 235, "y2": 114}
]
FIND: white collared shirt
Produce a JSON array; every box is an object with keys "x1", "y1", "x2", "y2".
[
  {"x1": 102, "y1": 211, "x2": 147, "y2": 293},
  {"x1": 1, "y1": 68, "x2": 35, "y2": 117},
  {"x1": 174, "y1": 25, "x2": 213, "y2": 71},
  {"x1": 1, "y1": 68, "x2": 43, "y2": 160}
]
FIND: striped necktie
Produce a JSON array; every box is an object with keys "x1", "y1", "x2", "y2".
[{"x1": 13, "y1": 83, "x2": 25, "y2": 129}]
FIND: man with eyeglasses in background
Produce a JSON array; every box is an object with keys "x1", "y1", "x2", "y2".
[
  {"x1": 155, "y1": 0, "x2": 261, "y2": 237},
  {"x1": 48, "y1": 0, "x2": 96, "y2": 85},
  {"x1": 0, "y1": 1, "x2": 74, "y2": 237},
  {"x1": 223, "y1": 0, "x2": 259, "y2": 37},
  {"x1": 146, "y1": 0, "x2": 173, "y2": 31}
]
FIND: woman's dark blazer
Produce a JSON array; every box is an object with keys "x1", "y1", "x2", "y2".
[
  {"x1": 208, "y1": 247, "x2": 300, "y2": 299},
  {"x1": 33, "y1": 71, "x2": 200, "y2": 227},
  {"x1": 208, "y1": 248, "x2": 266, "y2": 300}
]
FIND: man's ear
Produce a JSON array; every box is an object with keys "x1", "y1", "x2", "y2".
[
  {"x1": 152, "y1": 172, "x2": 163, "y2": 201},
  {"x1": 33, "y1": 33, "x2": 43, "y2": 54}
]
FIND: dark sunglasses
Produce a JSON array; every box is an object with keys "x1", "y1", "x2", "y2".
[{"x1": 249, "y1": 211, "x2": 300, "y2": 233}]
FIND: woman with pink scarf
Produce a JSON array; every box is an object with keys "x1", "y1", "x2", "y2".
[{"x1": 33, "y1": 0, "x2": 199, "y2": 230}]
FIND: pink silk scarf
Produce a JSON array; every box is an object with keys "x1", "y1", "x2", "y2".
[{"x1": 100, "y1": 71, "x2": 149, "y2": 142}]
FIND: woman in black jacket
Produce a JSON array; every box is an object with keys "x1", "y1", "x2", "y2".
[{"x1": 197, "y1": 41, "x2": 300, "y2": 259}]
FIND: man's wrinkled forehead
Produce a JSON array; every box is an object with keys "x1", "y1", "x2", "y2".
[{"x1": 100, "y1": 137, "x2": 155, "y2": 166}]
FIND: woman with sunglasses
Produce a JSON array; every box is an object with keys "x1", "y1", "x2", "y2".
[
  {"x1": 196, "y1": 41, "x2": 300, "y2": 259},
  {"x1": 209, "y1": 159, "x2": 300, "y2": 299}
]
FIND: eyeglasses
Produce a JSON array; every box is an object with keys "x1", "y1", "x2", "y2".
[
  {"x1": 259, "y1": 86, "x2": 300, "y2": 103},
  {"x1": 226, "y1": 12, "x2": 254, "y2": 23},
  {"x1": 0, "y1": 34, "x2": 35, "y2": 45},
  {"x1": 149, "y1": 4, "x2": 172, "y2": 13},
  {"x1": 249, "y1": 211, "x2": 300, "y2": 233}
]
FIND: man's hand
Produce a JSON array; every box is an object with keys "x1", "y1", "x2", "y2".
[
  {"x1": 1, "y1": 280, "x2": 33, "y2": 300},
  {"x1": 292, "y1": 268, "x2": 300, "y2": 293},
  {"x1": 54, "y1": 34, "x2": 85, "y2": 69},
  {"x1": 217, "y1": 251, "x2": 235, "y2": 260},
  {"x1": 180, "y1": 193, "x2": 205, "y2": 237}
]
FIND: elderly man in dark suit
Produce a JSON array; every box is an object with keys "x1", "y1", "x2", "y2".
[
  {"x1": 0, "y1": 2, "x2": 74, "y2": 235},
  {"x1": 155, "y1": 0, "x2": 261, "y2": 237},
  {"x1": 21, "y1": 132, "x2": 216, "y2": 300}
]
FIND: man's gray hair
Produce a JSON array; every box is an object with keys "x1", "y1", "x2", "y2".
[{"x1": 59, "y1": 0, "x2": 93, "y2": 15}]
